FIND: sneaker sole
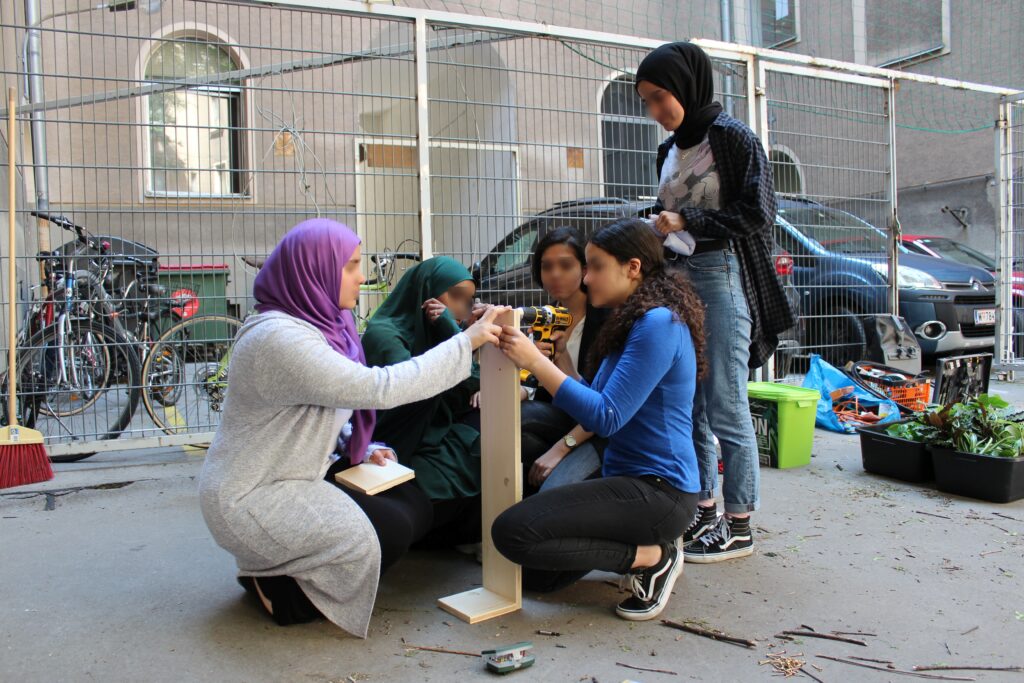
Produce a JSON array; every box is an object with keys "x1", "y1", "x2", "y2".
[
  {"x1": 615, "y1": 554, "x2": 684, "y2": 622},
  {"x1": 683, "y1": 545, "x2": 754, "y2": 564}
]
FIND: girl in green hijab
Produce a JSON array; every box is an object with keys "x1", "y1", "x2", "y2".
[{"x1": 362, "y1": 257, "x2": 483, "y2": 508}]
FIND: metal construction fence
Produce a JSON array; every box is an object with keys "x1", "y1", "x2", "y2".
[{"x1": 0, "y1": 0, "x2": 1018, "y2": 455}]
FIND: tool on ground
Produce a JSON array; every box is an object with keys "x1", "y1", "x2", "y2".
[
  {"x1": 1, "y1": 87, "x2": 53, "y2": 489},
  {"x1": 516, "y1": 305, "x2": 572, "y2": 382},
  {"x1": 481, "y1": 641, "x2": 535, "y2": 674}
]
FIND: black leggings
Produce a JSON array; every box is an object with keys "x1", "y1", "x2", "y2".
[
  {"x1": 326, "y1": 458, "x2": 435, "y2": 573},
  {"x1": 492, "y1": 475, "x2": 697, "y2": 592},
  {"x1": 244, "y1": 460, "x2": 434, "y2": 626}
]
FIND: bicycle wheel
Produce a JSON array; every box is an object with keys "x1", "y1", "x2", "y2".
[
  {"x1": 12, "y1": 319, "x2": 142, "y2": 460},
  {"x1": 141, "y1": 314, "x2": 243, "y2": 435}
]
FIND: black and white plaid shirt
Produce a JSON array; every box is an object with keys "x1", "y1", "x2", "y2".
[{"x1": 653, "y1": 112, "x2": 796, "y2": 369}]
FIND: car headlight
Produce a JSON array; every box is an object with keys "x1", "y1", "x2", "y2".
[{"x1": 871, "y1": 263, "x2": 943, "y2": 289}]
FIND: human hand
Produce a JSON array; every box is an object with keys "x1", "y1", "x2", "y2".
[
  {"x1": 529, "y1": 446, "x2": 568, "y2": 488},
  {"x1": 422, "y1": 298, "x2": 448, "y2": 324},
  {"x1": 464, "y1": 306, "x2": 509, "y2": 350},
  {"x1": 367, "y1": 448, "x2": 398, "y2": 466},
  {"x1": 653, "y1": 211, "x2": 685, "y2": 235},
  {"x1": 469, "y1": 301, "x2": 489, "y2": 324},
  {"x1": 499, "y1": 325, "x2": 547, "y2": 372}
]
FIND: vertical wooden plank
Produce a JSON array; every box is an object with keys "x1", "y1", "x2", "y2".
[{"x1": 438, "y1": 308, "x2": 522, "y2": 623}]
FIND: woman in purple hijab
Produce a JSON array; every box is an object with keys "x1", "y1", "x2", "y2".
[{"x1": 198, "y1": 219, "x2": 504, "y2": 636}]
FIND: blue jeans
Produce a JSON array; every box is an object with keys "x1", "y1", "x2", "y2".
[
  {"x1": 541, "y1": 442, "x2": 602, "y2": 491},
  {"x1": 673, "y1": 249, "x2": 760, "y2": 513},
  {"x1": 520, "y1": 400, "x2": 603, "y2": 494}
]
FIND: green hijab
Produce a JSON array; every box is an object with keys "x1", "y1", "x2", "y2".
[{"x1": 362, "y1": 257, "x2": 481, "y2": 500}]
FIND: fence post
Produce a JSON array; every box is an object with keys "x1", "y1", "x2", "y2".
[
  {"x1": 751, "y1": 55, "x2": 776, "y2": 381},
  {"x1": 996, "y1": 97, "x2": 1014, "y2": 371},
  {"x1": 886, "y1": 78, "x2": 900, "y2": 319},
  {"x1": 414, "y1": 16, "x2": 433, "y2": 260}
]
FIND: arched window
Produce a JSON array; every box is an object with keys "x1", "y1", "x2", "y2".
[
  {"x1": 144, "y1": 36, "x2": 245, "y2": 196},
  {"x1": 601, "y1": 75, "x2": 660, "y2": 201},
  {"x1": 770, "y1": 148, "x2": 804, "y2": 196}
]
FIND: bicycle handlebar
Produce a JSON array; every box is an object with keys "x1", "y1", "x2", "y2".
[{"x1": 30, "y1": 210, "x2": 102, "y2": 252}]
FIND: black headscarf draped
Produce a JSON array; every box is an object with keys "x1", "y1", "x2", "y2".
[{"x1": 635, "y1": 42, "x2": 724, "y2": 149}]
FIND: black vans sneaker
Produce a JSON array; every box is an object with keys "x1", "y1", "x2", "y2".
[
  {"x1": 681, "y1": 504, "x2": 719, "y2": 547},
  {"x1": 684, "y1": 516, "x2": 754, "y2": 564},
  {"x1": 615, "y1": 543, "x2": 683, "y2": 621}
]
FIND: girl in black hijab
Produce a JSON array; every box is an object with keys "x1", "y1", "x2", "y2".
[{"x1": 635, "y1": 42, "x2": 794, "y2": 564}]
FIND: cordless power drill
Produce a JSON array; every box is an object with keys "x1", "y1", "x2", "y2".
[{"x1": 517, "y1": 305, "x2": 573, "y2": 382}]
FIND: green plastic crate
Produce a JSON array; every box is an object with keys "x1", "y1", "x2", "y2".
[{"x1": 747, "y1": 382, "x2": 819, "y2": 469}]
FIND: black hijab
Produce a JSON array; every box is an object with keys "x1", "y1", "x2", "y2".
[{"x1": 635, "y1": 42, "x2": 724, "y2": 149}]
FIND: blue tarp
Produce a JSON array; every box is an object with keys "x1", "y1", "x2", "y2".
[{"x1": 801, "y1": 354, "x2": 902, "y2": 434}]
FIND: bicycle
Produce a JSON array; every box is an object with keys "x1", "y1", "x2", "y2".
[{"x1": 2, "y1": 213, "x2": 243, "y2": 456}]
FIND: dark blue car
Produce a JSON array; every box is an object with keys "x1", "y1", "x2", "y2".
[{"x1": 774, "y1": 197, "x2": 996, "y2": 362}]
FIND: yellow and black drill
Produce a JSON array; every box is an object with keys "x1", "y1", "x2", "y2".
[{"x1": 517, "y1": 305, "x2": 573, "y2": 382}]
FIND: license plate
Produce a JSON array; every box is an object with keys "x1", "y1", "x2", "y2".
[{"x1": 974, "y1": 308, "x2": 996, "y2": 325}]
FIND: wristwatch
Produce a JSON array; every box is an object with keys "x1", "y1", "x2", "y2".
[{"x1": 563, "y1": 434, "x2": 577, "y2": 450}]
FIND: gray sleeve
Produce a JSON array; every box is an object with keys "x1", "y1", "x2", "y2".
[{"x1": 253, "y1": 323, "x2": 474, "y2": 410}]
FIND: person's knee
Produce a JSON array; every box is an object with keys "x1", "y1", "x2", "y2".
[{"x1": 491, "y1": 506, "x2": 530, "y2": 563}]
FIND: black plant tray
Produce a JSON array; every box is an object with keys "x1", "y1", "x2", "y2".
[
  {"x1": 857, "y1": 420, "x2": 933, "y2": 483},
  {"x1": 931, "y1": 446, "x2": 1024, "y2": 503}
]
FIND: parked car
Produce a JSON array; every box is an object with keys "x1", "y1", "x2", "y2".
[
  {"x1": 474, "y1": 196, "x2": 995, "y2": 367},
  {"x1": 774, "y1": 198, "x2": 997, "y2": 361},
  {"x1": 472, "y1": 197, "x2": 799, "y2": 351},
  {"x1": 473, "y1": 197, "x2": 799, "y2": 309},
  {"x1": 901, "y1": 234, "x2": 1024, "y2": 353}
]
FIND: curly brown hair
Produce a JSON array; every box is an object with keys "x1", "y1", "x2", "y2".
[{"x1": 588, "y1": 218, "x2": 707, "y2": 378}]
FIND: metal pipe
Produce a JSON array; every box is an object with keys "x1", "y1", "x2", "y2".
[
  {"x1": 719, "y1": 0, "x2": 735, "y2": 118},
  {"x1": 23, "y1": 0, "x2": 50, "y2": 256}
]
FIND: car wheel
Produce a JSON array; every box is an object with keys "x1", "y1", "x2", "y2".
[{"x1": 808, "y1": 305, "x2": 866, "y2": 367}]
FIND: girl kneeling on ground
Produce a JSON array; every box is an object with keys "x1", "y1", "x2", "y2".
[
  {"x1": 492, "y1": 217, "x2": 704, "y2": 621},
  {"x1": 198, "y1": 219, "x2": 504, "y2": 636}
]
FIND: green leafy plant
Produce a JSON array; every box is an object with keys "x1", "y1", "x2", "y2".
[{"x1": 885, "y1": 394, "x2": 1024, "y2": 458}]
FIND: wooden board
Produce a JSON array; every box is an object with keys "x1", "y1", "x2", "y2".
[
  {"x1": 438, "y1": 308, "x2": 522, "y2": 622},
  {"x1": 335, "y1": 459, "x2": 415, "y2": 495}
]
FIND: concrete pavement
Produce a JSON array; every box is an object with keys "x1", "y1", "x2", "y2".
[{"x1": 2, "y1": 384, "x2": 1023, "y2": 682}]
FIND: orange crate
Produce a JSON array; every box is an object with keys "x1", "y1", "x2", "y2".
[{"x1": 861, "y1": 376, "x2": 932, "y2": 412}]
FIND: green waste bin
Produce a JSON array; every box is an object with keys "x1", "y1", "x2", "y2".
[
  {"x1": 156, "y1": 263, "x2": 231, "y2": 341},
  {"x1": 747, "y1": 382, "x2": 819, "y2": 469}
]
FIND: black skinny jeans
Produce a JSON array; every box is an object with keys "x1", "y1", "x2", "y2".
[{"x1": 492, "y1": 475, "x2": 697, "y2": 591}]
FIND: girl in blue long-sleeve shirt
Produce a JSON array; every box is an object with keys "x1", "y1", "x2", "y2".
[{"x1": 492, "y1": 218, "x2": 705, "y2": 621}]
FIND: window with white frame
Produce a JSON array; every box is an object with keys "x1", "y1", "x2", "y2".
[
  {"x1": 601, "y1": 75, "x2": 660, "y2": 201},
  {"x1": 144, "y1": 37, "x2": 245, "y2": 197},
  {"x1": 856, "y1": 0, "x2": 950, "y2": 67},
  {"x1": 750, "y1": 0, "x2": 799, "y2": 48}
]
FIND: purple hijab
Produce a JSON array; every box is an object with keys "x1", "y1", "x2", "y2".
[{"x1": 253, "y1": 218, "x2": 375, "y2": 464}]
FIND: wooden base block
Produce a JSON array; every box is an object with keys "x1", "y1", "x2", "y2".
[{"x1": 437, "y1": 588, "x2": 521, "y2": 624}]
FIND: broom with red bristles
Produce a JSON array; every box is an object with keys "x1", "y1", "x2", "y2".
[{"x1": 1, "y1": 87, "x2": 52, "y2": 489}]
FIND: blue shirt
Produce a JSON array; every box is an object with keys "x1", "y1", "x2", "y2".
[{"x1": 552, "y1": 307, "x2": 699, "y2": 493}]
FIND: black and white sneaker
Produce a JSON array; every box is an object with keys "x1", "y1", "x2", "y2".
[
  {"x1": 615, "y1": 543, "x2": 684, "y2": 621},
  {"x1": 684, "y1": 516, "x2": 754, "y2": 564},
  {"x1": 681, "y1": 504, "x2": 719, "y2": 547}
]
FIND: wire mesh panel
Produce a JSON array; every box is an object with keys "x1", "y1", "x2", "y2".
[
  {"x1": 0, "y1": 0, "x2": 418, "y2": 451},
  {"x1": 997, "y1": 96, "x2": 1024, "y2": 369},
  {"x1": 0, "y1": 0, "x2": 1017, "y2": 456},
  {"x1": 421, "y1": 31, "x2": 750, "y2": 308},
  {"x1": 762, "y1": 64, "x2": 894, "y2": 374}
]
